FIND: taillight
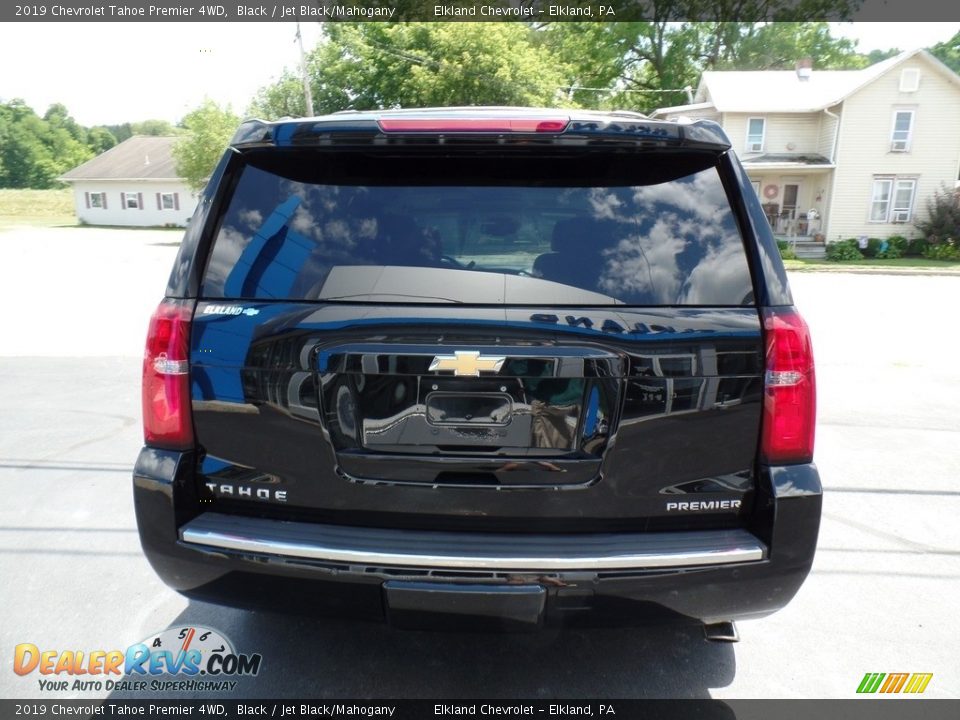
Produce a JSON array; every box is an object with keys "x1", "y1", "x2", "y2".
[
  {"x1": 142, "y1": 299, "x2": 193, "y2": 449},
  {"x1": 377, "y1": 117, "x2": 569, "y2": 133},
  {"x1": 761, "y1": 308, "x2": 816, "y2": 464}
]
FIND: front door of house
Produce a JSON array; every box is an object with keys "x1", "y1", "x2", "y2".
[{"x1": 782, "y1": 183, "x2": 800, "y2": 219}]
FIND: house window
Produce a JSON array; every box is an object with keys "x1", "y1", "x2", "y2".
[
  {"x1": 750, "y1": 180, "x2": 761, "y2": 197},
  {"x1": 899, "y1": 69, "x2": 920, "y2": 92},
  {"x1": 890, "y1": 110, "x2": 914, "y2": 152},
  {"x1": 161, "y1": 193, "x2": 176, "y2": 210},
  {"x1": 89, "y1": 192, "x2": 105, "y2": 209},
  {"x1": 869, "y1": 177, "x2": 917, "y2": 223},
  {"x1": 891, "y1": 179, "x2": 917, "y2": 222},
  {"x1": 746, "y1": 118, "x2": 765, "y2": 152},
  {"x1": 124, "y1": 192, "x2": 140, "y2": 209},
  {"x1": 869, "y1": 179, "x2": 892, "y2": 222}
]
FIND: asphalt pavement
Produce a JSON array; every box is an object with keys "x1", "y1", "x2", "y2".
[{"x1": 1, "y1": 226, "x2": 958, "y2": 699}]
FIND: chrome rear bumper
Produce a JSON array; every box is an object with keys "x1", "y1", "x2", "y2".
[{"x1": 180, "y1": 512, "x2": 766, "y2": 572}]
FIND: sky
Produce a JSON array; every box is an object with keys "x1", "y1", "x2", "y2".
[
  {"x1": 0, "y1": 22, "x2": 324, "y2": 126},
  {"x1": 0, "y1": 21, "x2": 956, "y2": 127}
]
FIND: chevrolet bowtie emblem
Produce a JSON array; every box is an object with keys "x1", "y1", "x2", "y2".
[{"x1": 428, "y1": 351, "x2": 506, "y2": 377}]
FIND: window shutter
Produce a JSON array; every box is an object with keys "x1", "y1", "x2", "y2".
[
  {"x1": 138, "y1": 192, "x2": 144, "y2": 210},
  {"x1": 174, "y1": 193, "x2": 180, "y2": 211},
  {"x1": 122, "y1": 193, "x2": 126, "y2": 210},
  {"x1": 84, "y1": 192, "x2": 90, "y2": 209},
  {"x1": 102, "y1": 193, "x2": 107, "y2": 210},
  {"x1": 156, "y1": 193, "x2": 162, "y2": 210}
]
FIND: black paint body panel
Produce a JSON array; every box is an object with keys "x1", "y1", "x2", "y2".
[{"x1": 190, "y1": 304, "x2": 763, "y2": 531}]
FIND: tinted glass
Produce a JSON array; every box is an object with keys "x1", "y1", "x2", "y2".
[{"x1": 201, "y1": 153, "x2": 753, "y2": 306}]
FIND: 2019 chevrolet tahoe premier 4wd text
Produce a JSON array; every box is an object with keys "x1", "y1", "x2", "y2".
[{"x1": 133, "y1": 108, "x2": 820, "y2": 632}]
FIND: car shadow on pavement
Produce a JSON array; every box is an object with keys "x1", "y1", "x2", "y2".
[{"x1": 107, "y1": 600, "x2": 736, "y2": 700}]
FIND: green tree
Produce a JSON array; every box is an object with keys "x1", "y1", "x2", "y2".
[
  {"x1": 711, "y1": 22, "x2": 865, "y2": 70},
  {"x1": 172, "y1": 99, "x2": 240, "y2": 192},
  {"x1": 543, "y1": 16, "x2": 865, "y2": 111},
  {"x1": 0, "y1": 99, "x2": 93, "y2": 188},
  {"x1": 249, "y1": 74, "x2": 307, "y2": 119},
  {"x1": 103, "y1": 123, "x2": 134, "y2": 143},
  {"x1": 864, "y1": 48, "x2": 901, "y2": 65},
  {"x1": 86, "y1": 126, "x2": 117, "y2": 154},
  {"x1": 100, "y1": 119, "x2": 176, "y2": 144},
  {"x1": 132, "y1": 119, "x2": 177, "y2": 136},
  {"x1": 0, "y1": 102, "x2": 53, "y2": 187},
  {"x1": 44, "y1": 102, "x2": 88, "y2": 145},
  {"x1": 250, "y1": 23, "x2": 572, "y2": 119},
  {"x1": 929, "y1": 30, "x2": 960, "y2": 74}
]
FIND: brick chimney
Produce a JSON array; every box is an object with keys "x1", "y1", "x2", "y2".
[{"x1": 796, "y1": 57, "x2": 813, "y2": 81}]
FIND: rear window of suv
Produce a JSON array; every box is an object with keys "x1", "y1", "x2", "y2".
[{"x1": 201, "y1": 151, "x2": 753, "y2": 306}]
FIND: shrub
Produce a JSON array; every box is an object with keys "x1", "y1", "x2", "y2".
[
  {"x1": 776, "y1": 239, "x2": 797, "y2": 260},
  {"x1": 825, "y1": 239, "x2": 864, "y2": 262},
  {"x1": 876, "y1": 236, "x2": 904, "y2": 259},
  {"x1": 906, "y1": 237, "x2": 929, "y2": 257},
  {"x1": 861, "y1": 238, "x2": 882, "y2": 258},
  {"x1": 860, "y1": 235, "x2": 907, "y2": 259},
  {"x1": 885, "y1": 235, "x2": 909, "y2": 256},
  {"x1": 860, "y1": 236, "x2": 907, "y2": 259},
  {"x1": 915, "y1": 184, "x2": 960, "y2": 245},
  {"x1": 922, "y1": 239, "x2": 960, "y2": 261}
]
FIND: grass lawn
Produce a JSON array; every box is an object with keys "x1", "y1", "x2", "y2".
[
  {"x1": 784, "y1": 257, "x2": 960, "y2": 271},
  {"x1": 0, "y1": 188, "x2": 77, "y2": 228}
]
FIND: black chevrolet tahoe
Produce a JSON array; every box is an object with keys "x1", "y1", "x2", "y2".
[{"x1": 134, "y1": 108, "x2": 820, "y2": 633}]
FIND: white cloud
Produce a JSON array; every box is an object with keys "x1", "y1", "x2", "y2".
[
  {"x1": 595, "y1": 170, "x2": 751, "y2": 304},
  {"x1": 203, "y1": 226, "x2": 248, "y2": 291},
  {"x1": 237, "y1": 208, "x2": 263, "y2": 229}
]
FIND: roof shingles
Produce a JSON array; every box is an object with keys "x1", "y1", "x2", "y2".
[
  {"x1": 60, "y1": 136, "x2": 181, "y2": 181},
  {"x1": 655, "y1": 50, "x2": 960, "y2": 116}
]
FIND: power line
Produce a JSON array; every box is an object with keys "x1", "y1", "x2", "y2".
[{"x1": 558, "y1": 86, "x2": 693, "y2": 93}]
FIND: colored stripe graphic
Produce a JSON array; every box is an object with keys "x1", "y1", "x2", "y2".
[
  {"x1": 880, "y1": 673, "x2": 909, "y2": 693},
  {"x1": 903, "y1": 673, "x2": 933, "y2": 694},
  {"x1": 857, "y1": 672, "x2": 932, "y2": 694},
  {"x1": 857, "y1": 673, "x2": 885, "y2": 693}
]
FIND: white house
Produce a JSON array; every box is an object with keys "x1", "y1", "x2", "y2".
[
  {"x1": 60, "y1": 136, "x2": 197, "y2": 227},
  {"x1": 652, "y1": 50, "x2": 960, "y2": 250}
]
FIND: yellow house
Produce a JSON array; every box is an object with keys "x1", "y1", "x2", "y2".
[{"x1": 652, "y1": 50, "x2": 960, "y2": 256}]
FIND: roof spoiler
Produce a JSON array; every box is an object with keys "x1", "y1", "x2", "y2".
[{"x1": 230, "y1": 116, "x2": 731, "y2": 151}]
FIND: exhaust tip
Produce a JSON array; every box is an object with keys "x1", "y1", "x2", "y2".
[{"x1": 703, "y1": 620, "x2": 739, "y2": 643}]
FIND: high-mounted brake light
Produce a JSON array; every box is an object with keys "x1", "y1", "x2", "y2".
[
  {"x1": 142, "y1": 300, "x2": 193, "y2": 450},
  {"x1": 377, "y1": 117, "x2": 569, "y2": 133},
  {"x1": 761, "y1": 308, "x2": 816, "y2": 464}
]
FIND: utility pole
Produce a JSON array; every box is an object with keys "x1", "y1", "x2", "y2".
[{"x1": 296, "y1": 21, "x2": 315, "y2": 117}]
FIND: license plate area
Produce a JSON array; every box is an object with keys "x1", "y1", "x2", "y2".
[
  {"x1": 426, "y1": 392, "x2": 512, "y2": 426},
  {"x1": 383, "y1": 581, "x2": 546, "y2": 630},
  {"x1": 318, "y1": 343, "x2": 623, "y2": 458}
]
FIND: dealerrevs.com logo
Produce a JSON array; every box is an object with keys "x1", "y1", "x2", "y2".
[{"x1": 13, "y1": 626, "x2": 261, "y2": 693}]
